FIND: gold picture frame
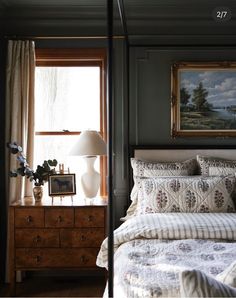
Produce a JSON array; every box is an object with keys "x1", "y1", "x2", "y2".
[{"x1": 171, "y1": 61, "x2": 236, "y2": 137}]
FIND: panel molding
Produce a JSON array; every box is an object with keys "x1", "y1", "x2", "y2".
[{"x1": 133, "y1": 49, "x2": 153, "y2": 144}]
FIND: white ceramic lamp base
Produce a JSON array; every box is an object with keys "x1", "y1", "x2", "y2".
[{"x1": 81, "y1": 156, "x2": 100, "y2": 198}]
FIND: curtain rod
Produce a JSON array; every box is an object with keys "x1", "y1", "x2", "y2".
[{"x1": 4, "y1": 35, "x2": 125, "y2": 40}]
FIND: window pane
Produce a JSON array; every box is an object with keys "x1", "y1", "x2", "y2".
[
  {"x1": 34, "y1": 135, "x2": 100, "y2": 197},
  {"x1": 35, "y1": 67, "x2": 100, "y2": 131}
]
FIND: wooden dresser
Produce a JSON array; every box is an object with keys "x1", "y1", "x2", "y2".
[{"x1": 9, "y1": 197, "x2": 107, "y2": 295}]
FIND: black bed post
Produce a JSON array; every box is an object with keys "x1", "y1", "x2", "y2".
[{"x1": 107, "y1": 0, "x2": 114, "y2": 297}]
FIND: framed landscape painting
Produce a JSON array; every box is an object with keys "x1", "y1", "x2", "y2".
[{"x1": 171, "y1": 61, "x2": 236, "y2": 137}]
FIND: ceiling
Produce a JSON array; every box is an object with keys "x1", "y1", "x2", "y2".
[{"x1": 1, "y1": 0, "x2": 236, "y2": 41}]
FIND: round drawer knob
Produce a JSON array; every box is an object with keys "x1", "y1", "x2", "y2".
[
  {"x1": 26, "y1": 215, "x2": 33, "y2": 223},
  {"x1": 57, "y1": 216, "x2": 63, "y2": 223},
  {"x1": 34, "y1": 235, "x2": 41, "y2": 243},
  {"x1": 88, "y1": 215, "x2": 93, "y2": 222},
  {"x1": 80, "y1": 255, "x2": 88, "y2": 264},
  {"x1": 81, "y1": 235, "x2": 86, "y2": 241},
  {"x1": 35, "y1": 256, "x2": 41, "y2": 263}
]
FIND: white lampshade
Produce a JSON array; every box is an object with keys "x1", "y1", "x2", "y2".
[{"x1": 70, "y1": 130, "x2": 107, "y2": 156}]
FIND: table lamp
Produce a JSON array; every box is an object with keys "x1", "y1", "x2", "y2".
[{"x1": 70, "y1": 130, "x2": 107, "y2": 198}]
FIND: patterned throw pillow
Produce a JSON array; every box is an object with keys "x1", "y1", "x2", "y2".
[
  {"x1": 122, "y1": 158, "x2": 198, "y2": 221},
  {"x1": 136, "y1": 175, "x2": 236, "y2": 214},
  {"x1": 197, "y1": 155, "x2": 236, "y2": 176},
  {"x1": 131, "y1": 158, "x2": 197, "y2": 177}
]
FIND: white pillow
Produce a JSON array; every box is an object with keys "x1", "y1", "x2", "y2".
[
  {"x1": 180, "y1": 269, "x2": 236, "y2": 297},
  {"x1": 216, "y1": 260, "x2": 236, "y2": 288}
]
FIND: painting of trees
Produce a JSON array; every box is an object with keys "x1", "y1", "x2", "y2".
[
  {"x1": 172, "y1": 62, "x2": 236, "y2": 136},
  {"x1": 180, "y1": 87, "x2": 191, "y2": 105},
  {"x1": 191, "y1": 82, "x2": 209, "y2": 111}
]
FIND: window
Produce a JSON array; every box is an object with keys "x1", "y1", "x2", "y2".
[{"x1": 34, "y1": 49, "x2": 107, "y2": 196}]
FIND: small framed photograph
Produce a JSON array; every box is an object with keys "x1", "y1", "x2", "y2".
[{"x1": 48, "y1": 174, "x2": 76, "y2": 196}]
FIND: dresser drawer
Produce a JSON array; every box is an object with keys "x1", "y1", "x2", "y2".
[
  {"x1": 45, "y1": 208, "x2": 74, "y2": 227},
  {"x1": 60, "y1": 228, "x2": 104, "y2": 247},
  {"x1": 75, "y1": 207, "x2": 105, "y2": 227},
  {"x1": 15, "y1": 208, "x2": 44, "y2": 228},
  {"x1": 16, "y1": 248, "x2": 99, "y2": 268},
  {"x1": 15, "y1": 229, "x2": 59, "y2": 248}
]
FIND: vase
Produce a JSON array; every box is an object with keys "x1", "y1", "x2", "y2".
[
  {"x1": 81, "y1": 156, "x2": 100, "y2": 198},
  {"x1": 33, "y1": 185, "x2": 43, "y2": 202}
]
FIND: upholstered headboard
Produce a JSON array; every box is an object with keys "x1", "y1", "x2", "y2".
[{"x1": 131, "y1": 146, "x2": 236, "y2": 162}]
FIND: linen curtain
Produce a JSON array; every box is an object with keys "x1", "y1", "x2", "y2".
[
  {"x1": 5, "y1": 40, "x2": 35, "y2": 281},
  {"x1": 5, "y1": 40, "x2": 35, "y2": 203}
]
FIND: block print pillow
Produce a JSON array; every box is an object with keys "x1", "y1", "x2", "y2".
[
  {"x1": 197, "y1": 155, "x2": 236, "y2": 176},
  {"x1": 136, "y1": 175, "x2": 236, "y2": 214},
  {"x1": 123, "y1": 158, "x2": 198, "y2": 221},
  {"x1": 131, "y1": 158, "x2": 197, "y2": 177}
]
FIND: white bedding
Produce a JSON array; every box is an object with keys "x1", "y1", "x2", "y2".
[{"x1": 97, "y1": 213, "x2": 236, "y2": 297}]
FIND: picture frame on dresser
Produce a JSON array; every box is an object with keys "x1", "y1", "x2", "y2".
[
  {"x1": 48, "y1": 174, "x2": 76, "y2": 196},
  {"x1": 171, "y1": 61, "x2": 236, "y2": 137}
]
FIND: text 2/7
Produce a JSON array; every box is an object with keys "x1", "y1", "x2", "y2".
[{"x1": 217, "y1": 11, "x2": 227, "y2": 19}]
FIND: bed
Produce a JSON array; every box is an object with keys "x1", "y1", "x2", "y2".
[{"x1": 97, "y1": 146, "x2": 236, "y2": 297}]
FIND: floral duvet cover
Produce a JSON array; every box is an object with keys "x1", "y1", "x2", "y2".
[{"x1": 97, "y1": 213, "x2": 236, "y2": 297}]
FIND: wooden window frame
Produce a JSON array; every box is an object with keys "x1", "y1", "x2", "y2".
[{"x1": 35, "y1": 48, "x2": 107, "y2": 197}]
